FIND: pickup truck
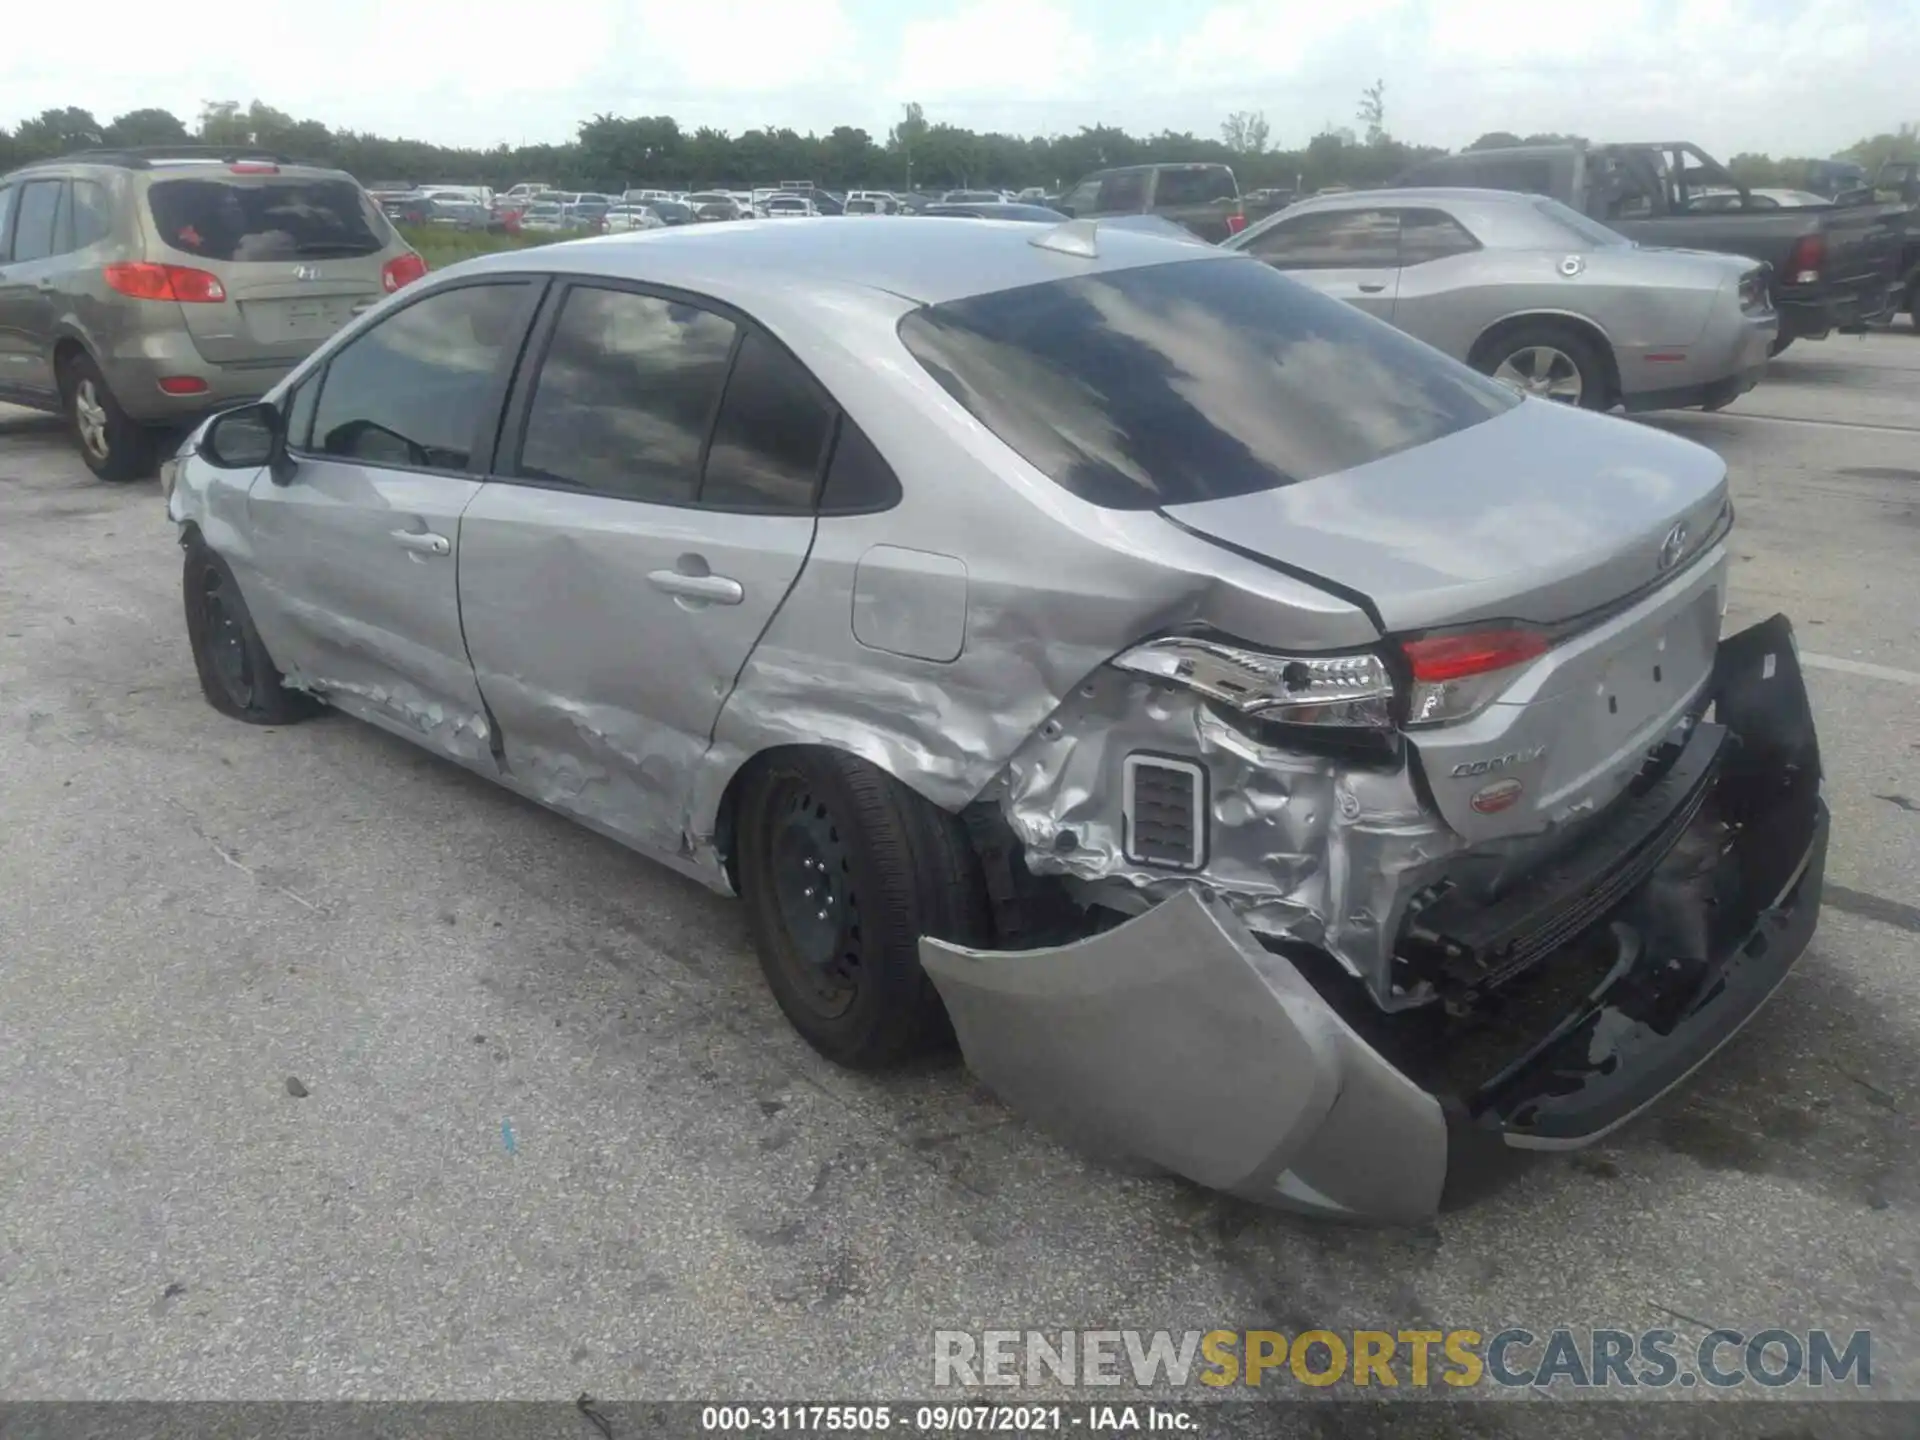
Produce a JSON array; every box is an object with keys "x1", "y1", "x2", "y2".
[
  {"x1": 1397, "y1": 141, "x2": 1909, "y2": 352},
  {"x1": 1877, "y1": 160, "x2": 1920, "y2": 330}
]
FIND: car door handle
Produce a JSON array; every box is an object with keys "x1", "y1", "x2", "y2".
[
  {"x1": 390, "y1": 528, "x2": 451, "y2": 556},
  {"x1": 1357, "y1": 282, "x2": 1389, "y2": 293},
  {"x1": 647, "y1": 569, "x2": 744, "y2": 604}
]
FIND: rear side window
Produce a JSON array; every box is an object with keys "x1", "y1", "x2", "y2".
[
  {"x1": 70, "y1": 180, "x2": 114, "y2": 248},
  {"x1": 1154, "y1": 168, "x2": 1236, "y2": 205},
  {"x1": 1476, "y1": 158, "x2": 1555, "y2": 196},
  {"x1": 818, "y1": 419, "x2": 902, "y2": 512},
  {"x1": 898, "y1": 257, "x2": 1516, "y2": 510},
  {"x1": 10, "y1": 181, "x2": 65, "y2": 263},
  {"x1": 517, "y1": 286, "x2": 738, "y2": 503},
  {"x1": 700, "y1": 330, "x2": 835, "y2": 511},
  {"x1": 1245, "y1": 208, "x2": 1400, "y2": 268},
  {"x1": 1396, "y1": 209, "x2": 1481, "y2": 265},
  {"x1": 311, "y1": 282, "x2": 528, "y2": 472},
  {"x1": 147, "y1": 178, "x2": 387, "y2": 262}
]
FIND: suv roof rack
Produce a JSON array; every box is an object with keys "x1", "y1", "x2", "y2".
[{"x1": 51, "y1": 146, "x2": 301, "y2": 170}]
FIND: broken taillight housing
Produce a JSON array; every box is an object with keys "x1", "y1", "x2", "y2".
[
  {"x1": 1112, "y1": 636, "x2": 1395, "y2": 729},
  {"x1": 1401, "y1": 626, "x2": 1551, "y2": 726}
]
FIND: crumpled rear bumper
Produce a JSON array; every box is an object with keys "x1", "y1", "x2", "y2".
[{"x1": 920, "y1": 615, "x2": 1827, "y2": 1224}]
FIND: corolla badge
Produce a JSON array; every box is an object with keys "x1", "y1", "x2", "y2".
[
  {"x1": 293, "y1": 264, "x2": 323, "y2": 281},
  {"x1": 1658, "y1": 521, "x2": 1690, "y2": 571}
]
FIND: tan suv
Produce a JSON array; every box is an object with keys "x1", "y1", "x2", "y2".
[{"x1": 0, "y1": 147, "x2": 424, "y2": 481}]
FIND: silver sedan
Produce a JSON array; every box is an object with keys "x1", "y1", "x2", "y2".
[
  {"x1": 164, "y1": 218, "x2": 1826, "y2": 1224},
  {"x1": 1226, "y1": 187, "x2": 1778, "y2": 412}
]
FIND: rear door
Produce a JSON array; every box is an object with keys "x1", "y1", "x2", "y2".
[
  {"x1": 1238, "y1": 207, "x2": 1402, "y2": 317},
  {"x1": 0, "y1": 179, "x2": 68, "y2": 400},
  {"x1": 142, "y1": 172, "x2": 392, "y2": 365},
  {"x1": 241, "y1": 278, "x2": 539, "y2": 764},
  {"x1": 457, "y1": 281, "x2": 828, "y2": 855}
]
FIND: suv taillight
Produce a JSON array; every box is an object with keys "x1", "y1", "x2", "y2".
[
  {"x1": 1786, "y1": 233, "x2": 1824, "y2": 285},
  {"x1": 1225, "y1": 212, "x2": 1248, "y2": 235},
  {"x1": 103, "y1": 262, "x2": 227, "y2": 303},
  {"x1": 382, "y1": 252, "x2": 428, "y2": 292}
]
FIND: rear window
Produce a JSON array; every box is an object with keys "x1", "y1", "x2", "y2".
[
  {"x1": 1528, "y1": 196, "x2": 1630, "y2": 248},
  {"x1": 898, "y1": 257, "x2": 1516, "y2": 510},
  {"x1": 1154, "y1": 167, "x2": 1237, "y2": 205},
  {"x1": 147, "y1": 178, "x2": 388, "y2": 262}
]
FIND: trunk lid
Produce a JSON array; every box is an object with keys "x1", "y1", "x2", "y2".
[
  {"x1": 1159, "y1": 396, "x2": 1730, "y2": 635},
  {"x1": 1162, "y1": 398, "x2": 1735, "y2": 842},
  {"x1": 145, "y1": 173, "x2": 391, "y2": 364}
]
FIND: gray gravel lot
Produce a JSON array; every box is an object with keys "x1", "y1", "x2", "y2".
[{"x1": 1, "y1": 335, "x2": 1917, "y2": 1418}]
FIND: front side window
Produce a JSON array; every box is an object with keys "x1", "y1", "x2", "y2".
[
  {"x1": 700, "y1": 330, "x2": 835, "y2": 511},
  {"x1": 1245, "y1": 208, "x2": 1400, "y2": 268},
  {"x1": 10, "y1": 181, "x2": 66, "y2": 264},
  {"x1": 310, "y1": 282, "x2": 528, "y2": 471},
  {"x1": 1097, "y1": 172, "x2": 1148, "y2": 212},
  {"x1": 516, "y1": 285, "x2": 737, "y2": 503},
  {"x1": 147, "y1": 178, "x2": 387, "y2": 261},
  {"x1": 898, "y1": 256, "x2": 1516, "y2": 511}
]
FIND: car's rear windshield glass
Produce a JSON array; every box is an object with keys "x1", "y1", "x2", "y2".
[
  {"x1": 898, "y1": 256, "x2": 1517, "y2": 509},
  {"x1": 148, "y1": 178, "x2": 387, "y2": 261}
]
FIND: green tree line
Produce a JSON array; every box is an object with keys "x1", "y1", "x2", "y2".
[{"x1": 2, "y1": 97, "x2": 1913, "y2": 196}]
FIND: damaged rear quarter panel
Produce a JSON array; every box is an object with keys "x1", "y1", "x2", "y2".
[{"x1": 687, "y1": 299, "x2": 1381, "y2": 852}]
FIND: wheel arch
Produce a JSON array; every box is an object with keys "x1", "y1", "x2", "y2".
[{"x1": 1467, "y1": 310, "x2": 1622, "y2": 405}]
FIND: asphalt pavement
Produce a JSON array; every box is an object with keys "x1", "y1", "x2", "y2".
[{"x1": 1, "y1": 334, "x2": 1917, "y2": 1419}]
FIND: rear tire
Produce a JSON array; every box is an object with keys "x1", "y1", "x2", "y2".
[
  {"x1": 737, "y1": 749, "x2": 991, "y2": 1070},
  {"x1": 1473, "y1": 321, "x2": 1611, "y2": 410},
  {"x1": 62, "y1": 352, "x2": 157, "y2": 483},
  {"x1": 182, "y1": 540, "x2": 321, "y2": 725}
]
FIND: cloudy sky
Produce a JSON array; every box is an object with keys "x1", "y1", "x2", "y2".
[{"x1": 3, "y1": 0, "x2": 1911, "y2": 157}]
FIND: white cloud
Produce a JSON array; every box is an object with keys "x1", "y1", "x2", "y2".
[{"x1": 893, "y1": 0, "x2": 1093, "y2": 103}]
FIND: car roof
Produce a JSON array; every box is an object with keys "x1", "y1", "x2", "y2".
[
  {"x1": 458, "y1": 214, "x2": 1235, "y2": 306},
  {"x1": 1286, "y1": 186, "x2": 1554, "y2": 209}
]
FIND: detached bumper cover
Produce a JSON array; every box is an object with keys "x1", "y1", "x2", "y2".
[{"x1": 920, "y1": 616, "x2": 1827, "y2": 1223}]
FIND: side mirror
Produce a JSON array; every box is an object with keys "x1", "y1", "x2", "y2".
[{"x1": 200, "y1": 401, "x2": 293, "y2": 484}]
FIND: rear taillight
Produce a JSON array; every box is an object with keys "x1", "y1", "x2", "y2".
[
  {"x1": 103, "y1": 262, "x2": 226, "y2": 303},
  {"x1": 1401, "y1": 626, "x2": 1551, "y2": 726},
  {"x1": 1786, "y1": 233, "x2": 1824, "y2": 285},
  {"x1": 1112, "y1": 636, "x2": 1396, "y2": 730},
  {"x1": 1225, "y1": 212, "x2": 1248, "y2": 235},
  {"x1": 228, "y1": 161, "x2": 279, "y2": 174},
  {"x1": 1738, "y1": 268, "x2": 1770, "y2": 313},
  {"x1": 382, "y1": 252, "x2": 428, "y2": 292}
]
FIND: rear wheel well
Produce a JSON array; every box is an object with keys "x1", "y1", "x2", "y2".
[
  {"x1": 52, "y1": 337, "x2": 88, "y2": 398},
  {"x1": 1469, "y1": 314, "x2": 1620, "y2": 406}
]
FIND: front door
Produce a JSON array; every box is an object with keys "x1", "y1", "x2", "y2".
[
  {"x1": 458, "y1": 282, "x2": 830, "y2": 854},
  {"x1": 241, "y1": 278, "x2": 539, "y2": 766},
  {"x1": 1238, "y1": 206, "x2": 1402, "y2": 318}
]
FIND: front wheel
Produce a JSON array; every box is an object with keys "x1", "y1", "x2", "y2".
[
  {"x1": 63, "y1": 352, "x2": 156, "y2": 483},
  {"x1": 1475, "y1": 323, "x2": 1610, "y2": 410},
  {"x1": 182, "y1": 542, "x2": 321, "y2": 725},
  {"x1": 737, "y1": 750, "x2": 991, "y2": 1070}
]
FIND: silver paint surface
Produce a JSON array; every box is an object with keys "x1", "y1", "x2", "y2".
[{"x1": 919, "y1": 889, "x2": 1450, "y2": 1224}]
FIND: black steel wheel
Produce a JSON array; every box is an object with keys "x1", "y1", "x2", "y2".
[
  {"x1": 738, "y1": 749, "x2": 991, "y2": 1069},
  {"x1": 182, "y1": 541, "x2": 320, "y2": 725}
]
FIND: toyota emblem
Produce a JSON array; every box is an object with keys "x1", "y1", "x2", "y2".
[{"x1": 1658, "y1": 522, "x2": 1690, "y2": 571}]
